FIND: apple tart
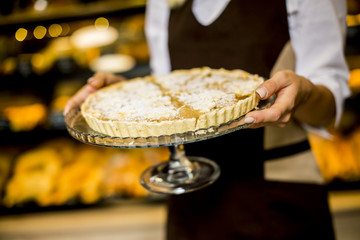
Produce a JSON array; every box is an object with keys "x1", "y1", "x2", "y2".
[{"x1": 81, "y1": 67, "x2": 263, "y2": 138}]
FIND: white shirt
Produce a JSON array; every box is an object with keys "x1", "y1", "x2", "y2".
[{"x1": 145, "y1": 0, "x2": 350, "y2": 129}]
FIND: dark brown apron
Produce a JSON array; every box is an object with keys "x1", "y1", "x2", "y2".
[{"x1": 166, "y1": 0, "x2": 335, "y2": 239}]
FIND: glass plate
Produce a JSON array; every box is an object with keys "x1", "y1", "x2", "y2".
[{"x1": 65, "y1": 96, "x2": 275, "y2": 148}]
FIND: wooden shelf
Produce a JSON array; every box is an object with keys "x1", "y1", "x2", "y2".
[{"x1": 0, "y1": 0, "x2": 145, "y2": 28}]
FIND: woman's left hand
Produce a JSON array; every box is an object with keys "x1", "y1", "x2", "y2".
[{"x1": 243, "y1": 70, "x2": 335, "y2": 129}]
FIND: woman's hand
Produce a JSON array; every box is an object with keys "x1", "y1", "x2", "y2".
[
  {"x1": 63, "y1": 72, "x2": 125, "y2": 116},
  {"x1": 243, "y1": 70, "x2": 336, "y2": 129}
]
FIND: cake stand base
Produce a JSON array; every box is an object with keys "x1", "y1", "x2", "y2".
[{"x1": 140, "y1": 156, "x2": 220, "y2": 195}]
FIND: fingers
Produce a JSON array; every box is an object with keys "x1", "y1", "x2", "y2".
[
  {"x1": 244, "y1": 71, "x2": 300, "y2": 128},
  {"x1": 63, "y1": 73, "x2": 125, "y2": 116},
  {"x1": 245, "y1": 95, "x2": 295, "y2": 128},
  {"x1": 244, "y1": 105, "x2": 292, "y2": 129},
  {"x1": 255, "y1": 71, "x2": 293, "y2": 100},
  {"x1": 88, "y1": 72, "x2": 125, "y2": 89}
]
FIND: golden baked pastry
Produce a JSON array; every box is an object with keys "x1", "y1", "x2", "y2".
[
  {"x1": 3, "y1": 139, "x2": 166, "y2": 207},
  {"x1": 81, "y1": 67, "x2": 263, "y2": 138}
]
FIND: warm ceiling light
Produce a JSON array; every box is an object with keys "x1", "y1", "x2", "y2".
[
  {"x1": 71, "y1": 25, "x2": 118, "y2": 49},
  {"x1": 90, "y1": 54, "x2": 135, "y2": 73},
  {"x1": 15, "y1": 28, "x2": 28, "y2": 41},
  {"x1": 34, "y1": 26, "x2": 47, "y2": 39},
  {"x1": 49, "y1": 24, "x2": 62, "y2": 37},
  {"x1": 34, "y1": 0, "x2": 48, "y2": 11},
  {"x1": 95, "y1": 17, "x2": 109, "y2": 30}
]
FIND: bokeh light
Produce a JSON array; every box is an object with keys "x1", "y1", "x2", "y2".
[
  {"x1": 95, "y1": 17, "x2": 109, "y2": 30},
  {"x1": 34, "y1": 0, "x2": 48, "y2": 11},
  {"x1": 15, "y1": 28, "x2": 28, "y2": 42},
  {"x1": 49, "y1": 24, "x2": 62, "y2": 37},
  {"x1": 61, "y1": 23, "x2": 71, "y2": 36},
  {"x1": 33, "y1": 26, "x2": 47, "y2": 39}
]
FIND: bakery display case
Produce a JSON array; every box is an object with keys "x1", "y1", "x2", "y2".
[
  {"x1": 0, "y1": 0, "x2": 169, "y2": 212},
  {"x1": 0, "y1": 0, "x2": 150, "y2": 135},
  {"x1": 1, "y1": 138, "x2": 169, "y2": 208}
]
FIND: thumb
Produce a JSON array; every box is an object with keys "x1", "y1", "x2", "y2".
[{"x1": 255, "y1": 73, "x2": 291, "y2": 100}]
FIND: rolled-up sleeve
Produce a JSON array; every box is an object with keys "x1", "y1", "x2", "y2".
[{"x1": 288, "y1": 0, "x2": 351, "y2": 129}]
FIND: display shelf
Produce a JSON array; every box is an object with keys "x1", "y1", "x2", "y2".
[
  {"x1": 0, "y1": 0, "x2": 146, "y2": 28},
  {"x1": 0, "y1": 194, "x2": 166, "y2": 216},
  {"x1": 0, "y1": 128, "x2": 69, "y2": 146},
  {"x1": 327, "y1": 179, "x2": 360, "y2": 191},
  {"x1": 0, "y1": 62, "x2": 151, "y2": 135},
  {"x1": 346, "y1": 26, "x2": 360, "y2": 56}
]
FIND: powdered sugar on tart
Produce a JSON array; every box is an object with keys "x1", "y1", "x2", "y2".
[
  {"x1": 81, "y1": 67, "x2": 263, "y2": 137},
  {"x1": 83, "y1": 78, "x2": 179, "y2": 122}
]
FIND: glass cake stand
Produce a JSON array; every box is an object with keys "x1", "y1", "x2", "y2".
[{"x1": 65, "y1": 97, "x2": 274, "y2": 195}]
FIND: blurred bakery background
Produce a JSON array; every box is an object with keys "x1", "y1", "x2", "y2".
[
  {"x1": 0, "y1": 0, "x2": 360, "y2": 239},
  {"x1": 0, "y1": 1, "x2": 169, "y2": 239}
]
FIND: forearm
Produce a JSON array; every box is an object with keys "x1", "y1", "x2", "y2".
[{"x1": 293, "y1": 83, "x2": 336, "y2": 128}]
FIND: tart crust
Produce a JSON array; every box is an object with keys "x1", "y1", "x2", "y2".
[{"x1": 81, "y1": 67, "x2": 263, "y2": 138}]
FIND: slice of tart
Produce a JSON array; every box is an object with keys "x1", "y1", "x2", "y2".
[{"x1": 81, "y1": 67, "x2": 263, "y2": 138}]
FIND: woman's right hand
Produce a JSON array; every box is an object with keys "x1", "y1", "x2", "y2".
[{"x1": 63, "y1": 72, "x2": 125, "y2": 116}]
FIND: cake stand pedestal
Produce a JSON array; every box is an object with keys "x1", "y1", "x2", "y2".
[{"x1": 141, "y1": 144, "x2": 220, "y2": 194}]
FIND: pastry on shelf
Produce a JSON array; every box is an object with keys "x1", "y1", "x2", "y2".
[
  {"x1": 4, "y1": 103, "x2": 47, "y2": 132},
  {"x1": 3, "y1": 147, "x2": 62, "y2": 207},
  {"x1": 102, "y1": 147, "x2": 169, "y2": 198},
  {"x1": 2, "y1": 138, "x2": 169, "y2": 207},
  {"x1": 309, "y1": 127, "x2": 360, "y2": 183},
  {"x1": 0, "y1": 95, "x2": 47, "y2": 132},
  {"x1": 41, "y1": 138, "x2": 77, "y2": 165},
  {"x1": 349, "y1": 68, "x2": 360, "y2": 92},
  {"x1": 51, "y1": 145, "x2": 107, "y2": 205}
]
